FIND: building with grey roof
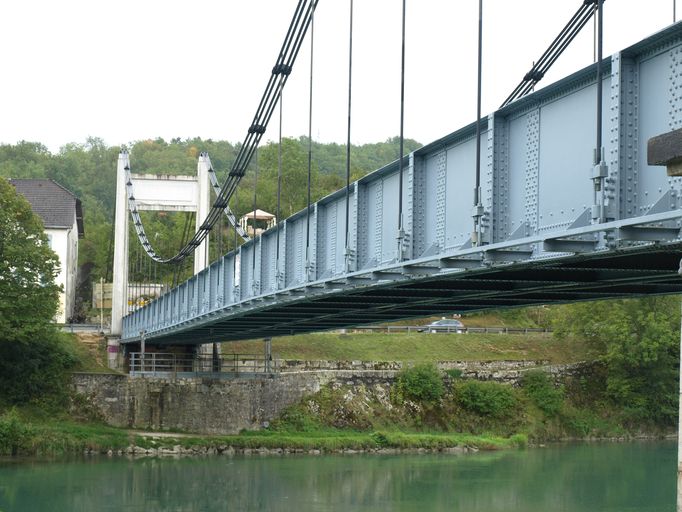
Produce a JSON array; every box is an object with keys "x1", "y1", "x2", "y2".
[{"x1": 10, "y1": 179, "x2": 84, "y2": 323}]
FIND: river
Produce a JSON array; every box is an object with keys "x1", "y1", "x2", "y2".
[{"x1": 0, "y1": 441, "x2": 675, "y2": 511}]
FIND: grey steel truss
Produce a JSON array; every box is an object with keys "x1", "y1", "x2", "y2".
[{"x1": 123, "y1": 22, "x2": 682, "y2": 345}]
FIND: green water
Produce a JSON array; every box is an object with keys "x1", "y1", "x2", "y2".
[{"x1": 0, "y1": 441, "x2": 675, "y2": 511}]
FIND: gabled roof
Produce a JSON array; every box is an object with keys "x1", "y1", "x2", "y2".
[
  {"x1": 241, "y1": 209, "x2": 276, "y2": 220},
  {"x1": 9, "y1": 179, "x2": 84, "y2": 238}
]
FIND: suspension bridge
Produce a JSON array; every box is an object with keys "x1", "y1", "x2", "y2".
[{"x1": 114, "y1": 1, "x2": 682, "y2": 348}]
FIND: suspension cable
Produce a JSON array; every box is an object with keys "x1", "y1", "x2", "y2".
[
  {"x1": 473, "y1": 0, "x2": 483, "y2": 246},
  {"x1": 500, "y1": 0, "x2": 601, "y2": 108},
  {"x1": 397, "y1": 0, "x2": 407, "y2": 260},
  {"x1": 593, "y1": 0, "x2": 606, "y2": 223},
  {"x1": 276, "y1": 92, "x2": 283, "y2": 269},
  {"x1": 344, "y1": 0, "x2": 354, "y2": 267},
  {"x1": 305, "y1": 9, "x2": 315, "y2": 276},
  {"x1": 252, "y1": 149, "x2": 259, "y2": 278},
  {"x1": 233, "y1": 205, "x2": 238, "y2": 289},
  {"x1": 127, "y1": 0, "x2": 319, "y2": 264},
  {"x1": 173, "y1": 212, "x2": 194, "y2": 288},
  {"x1": 217, "y1": 207, "x2": 223, "y2": 256},
  {"x1": 595, "y1": 0, "x2": 603, "y2": 157}
]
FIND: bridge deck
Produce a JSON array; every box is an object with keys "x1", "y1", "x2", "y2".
[{"x1": 123, "y1": 22, "x2": 682, "y2": 345}]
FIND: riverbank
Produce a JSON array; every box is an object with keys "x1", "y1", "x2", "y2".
[
  {"x1": 2, "y1": 314, "x2": 677, "y2": 458},
  {"x1": 0, "y1": 411, "x2": 672, "y2": 458},
  {"x1": 97, "y1": 430, "x2": 527, "y2": 456},
  {"x1": 1, "y1": 361, "x2": 673, "y2": 458},
  {"x1": 0, "y1": 413, "x2": 526, "y2": 457}
]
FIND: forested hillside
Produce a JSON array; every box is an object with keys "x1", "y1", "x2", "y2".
[{"x1": 0, "y1": 136, "x2": 421, "y2": 317}]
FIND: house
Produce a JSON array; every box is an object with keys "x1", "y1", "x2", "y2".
[
  {"x1": 239, "y1": 209, "x2": 276, "y2": 237},
  {"x1": 10, "y1": 179, "x2": 84, "y2": 323}
]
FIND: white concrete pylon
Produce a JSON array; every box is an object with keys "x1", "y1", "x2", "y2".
[
  {"x1": 110, "y1": 150, "x2": 213, "y2": 339},
  {"x1": 195, "y1": 153, "x2": 216, "y2": 359},
  {"x1": 194, "y1": 153, "x2": 211, "y2": 275},
  {"x1": 111, "y1": 151, "x2": 130, "y2": 336}
]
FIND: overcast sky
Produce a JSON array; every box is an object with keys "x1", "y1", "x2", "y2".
[{"x1": 0, "y1": 0, "x2": 678, "y2": 153}]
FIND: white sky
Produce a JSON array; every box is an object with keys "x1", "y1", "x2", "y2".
[{"x1": 0, "y1": 0, "x2": 678, "y2": 153}]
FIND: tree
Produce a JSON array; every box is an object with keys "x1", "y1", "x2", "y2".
[
  {"x1": 0, "y1": 178, "x2": 76, "y2": 405},
  {"x1": 0, "y1": 178, "x2": 61, "y2": 337},
  {"x1": 551, "y1": 297, "x2": 680, "y2": 426}
]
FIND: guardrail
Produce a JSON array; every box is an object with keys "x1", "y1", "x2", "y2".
[
  {"x1": 129, "y1": 352, "x2": 277, "y2": 378},
  {"x1": 350, "y1": 326, "x2": 552, "y2": 334}
]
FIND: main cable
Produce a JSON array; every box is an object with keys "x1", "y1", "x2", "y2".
[{"x1": 501, "y1": 0, "x2": 600, "y2": 108}]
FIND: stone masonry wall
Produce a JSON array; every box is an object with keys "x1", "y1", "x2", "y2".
[
  {"x1": 72, "y1": 370, "x2": 395, "y2": 435},
  {"x1": 72, "y1": 361, "x2": 590, "y2": 435}
]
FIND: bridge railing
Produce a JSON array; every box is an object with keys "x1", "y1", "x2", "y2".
[{"x1": 128, "y1": 352, "x2": 277, "y2": 378}]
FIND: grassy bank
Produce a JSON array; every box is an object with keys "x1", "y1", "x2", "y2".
[
  {"x1": 139, "y1": 430, "x2": 526, "y2": 453},
  {"x1": 229, "y1": 332, "x2": 592, "y2": 364},
  {"x1": 259, "y1": 365, "x2": 673, "y2": 445},
  {"x1": 0, "y1": 411, "x2": 525, "y2": 456}
]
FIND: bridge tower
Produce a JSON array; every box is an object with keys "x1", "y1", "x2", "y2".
[{"x1": 109, "y1": 151, "x2": 212, "y2": 363}]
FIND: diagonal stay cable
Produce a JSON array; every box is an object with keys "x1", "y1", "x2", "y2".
[{"x1": 127, "y1": 0, "x2": 318, "y2": 264}]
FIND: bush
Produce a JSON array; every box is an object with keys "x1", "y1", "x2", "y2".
[
  {"x1": 271, "y1": 406, "x2": 321, "y2": 432},
  {"x1": 396, "y1": 364, "x2": 444, "y2": 404},
  {"x1": 521, "y1": 370, "x2": 564, "y2": 416},
  {"x1": 456, "y1": 381, "x2": 517, "y2": 417},
  {"x1": 0, "y1": 409, "x2": 34, "y2": 456},
  {"x1": 370, "y1": 431, "x2": 390, "y2": 447},
  {"x1": 0, "y1": 331, "x2": 78, "y2": 407}
]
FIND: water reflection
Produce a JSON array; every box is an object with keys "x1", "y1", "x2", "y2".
[{"x1": 0, "y1": 441, "x2": 675, "y2": 512}]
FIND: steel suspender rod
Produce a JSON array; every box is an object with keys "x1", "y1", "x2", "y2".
[
  {"x1": 397, "y1": 0, "x2": 407, "y2": 261},
  {"x1": 473, "y1": 0, "x2": 484, "y2": 246},
  {"x1": 276, "y1": 92, "x2": 283, "y2": 285},
  {"x1": 344, "y1": 0, "x2": 354, "y2": 272},
  {"x1": 305, "y1": 9, "x2": 315, "y2": 279}
]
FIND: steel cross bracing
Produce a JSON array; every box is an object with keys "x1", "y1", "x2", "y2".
[
  {"x1": 127, "y1": 0, "x2": 317, "y2": 263},
  {"x1": 123, "y1": 21, "x2": 682, "y2": 345}
]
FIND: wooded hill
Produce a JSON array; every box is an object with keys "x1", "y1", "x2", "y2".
[{"x1": 0, "y1": 136, "x2": 421, "y2": 315}]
